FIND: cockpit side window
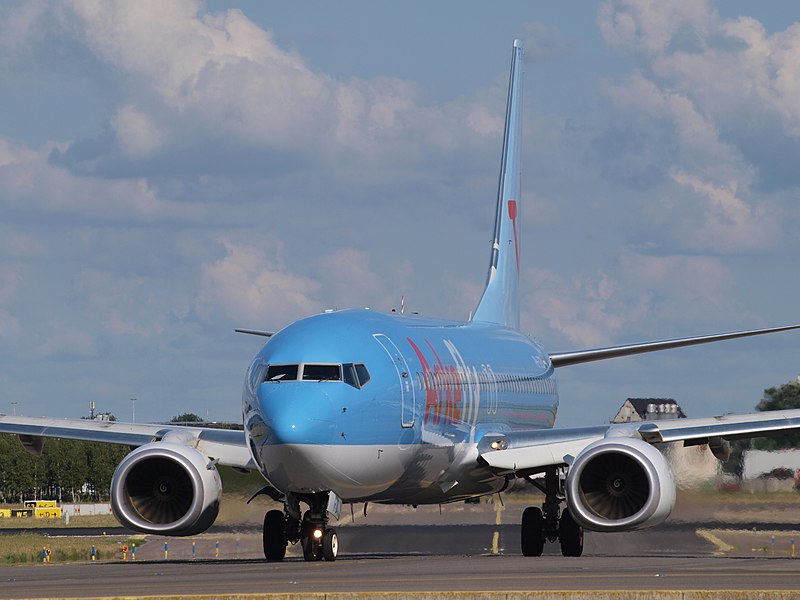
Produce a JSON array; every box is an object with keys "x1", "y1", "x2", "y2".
[
  {"x1": 266, "y1": 364, "x2": 299, "y2": 381},
  {"x1": 343, "y1": 363, "x2": 371, "y2": 388},
  {"x1": 343, "y1": 363, "x2": 359, "y2": 388},
  {"x1": 302, "y1": 364, "x2": 341, "y2": 381},
  {"x1": 355, "y1": 363, "x2": 371, "y2": 387}
]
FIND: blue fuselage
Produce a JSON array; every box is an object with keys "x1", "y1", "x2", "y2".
[{"x1": 243, "y1": 309, "x2": 558, "y2": 504}]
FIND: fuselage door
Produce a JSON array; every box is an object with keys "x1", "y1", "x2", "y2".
[{"x1": 373, "y1": 333, "x2": 415, "y2": 428}]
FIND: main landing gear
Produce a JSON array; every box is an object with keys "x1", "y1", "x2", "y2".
[
  {"x1": 263, "y1": 492, "x2": 339, "y2": 562},
  {"x1": 521, "y1": 466, "x2": 583, "y2": 557}
]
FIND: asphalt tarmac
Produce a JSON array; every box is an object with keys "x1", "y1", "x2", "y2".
[
  {"x1": 2, "y1": 553, "x2": 800, "y2": 598},
  {"x1": 2, "y1": 524, "x2": 800, "y2": 598}
]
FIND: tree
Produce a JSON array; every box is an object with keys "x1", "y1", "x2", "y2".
[
  {"x1": 753, "y1": 379, "x2": 800, "y2": 450},
  {"x1": 171, "y1": 413, "x2": 203, "y2": 423},
  {"x1": 84, "y1": 442, "x2": 129, "y2": 501}
]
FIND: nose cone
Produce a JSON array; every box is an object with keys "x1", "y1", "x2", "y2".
[
  {"x1": 251, "y1": 382, "x2": 347, "y2": 494},
  {"x1": 257, "y1": 383, "x2": 338, "y2": 446}
]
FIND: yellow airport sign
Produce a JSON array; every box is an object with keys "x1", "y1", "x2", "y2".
[
  {"x1": 24, "y1": 500, "x2": 58, "y2": 509},
  {"x1": 34, "y1": 507, "x2": 62, "y2": 519}
]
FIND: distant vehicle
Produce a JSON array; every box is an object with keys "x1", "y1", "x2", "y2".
[{"x1": 2, "y1": 40, "x2": 800, "y2": 562}]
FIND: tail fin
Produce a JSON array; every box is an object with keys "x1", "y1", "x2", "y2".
[{"x1": 472, "y1": 40, "x2": 523, "y2": 330}]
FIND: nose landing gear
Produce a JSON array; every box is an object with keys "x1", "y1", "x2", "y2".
[
  {"x1": 262, "y1": 491, "x2": 339, "y2": 562},
  {"x1": 300, "y1": 509, "x2": 338, "y2": 561}
]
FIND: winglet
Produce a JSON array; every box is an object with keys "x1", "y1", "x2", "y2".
[{"x1": 472, "y1": 40, "x2": 523, "y2": 330}]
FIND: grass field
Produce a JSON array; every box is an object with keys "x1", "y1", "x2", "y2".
[
  {"x1": 0, "y1": 532, "x2": 144, "y2": 564},
  {"x1": 0, "y1": 513, "x2": 120, "y2": 529}
]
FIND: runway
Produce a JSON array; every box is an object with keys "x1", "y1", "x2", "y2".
[
  {"x1": 2, "y1": 554, "x2": 800, "y2": 598},
  {"x1": 2, "y1": 524, "x2": 800, "y2": 598}
]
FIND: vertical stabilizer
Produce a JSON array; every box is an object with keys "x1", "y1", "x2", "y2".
[{"x1": 472, "y1": 40, "x2": 523, "y2": 330}]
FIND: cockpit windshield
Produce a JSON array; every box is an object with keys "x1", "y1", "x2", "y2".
[
  {"x1": 302, "y1": 364, "x2": 341, "y2": 381},
  {"x1": 266, "y1": 364, "x2": 299, "y2": 381},
  {"x1": 262, "y1": 363, "x2": 370, "y2": 388}
]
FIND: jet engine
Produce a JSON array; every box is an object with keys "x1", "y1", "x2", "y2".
[
  {"x1": 110, "y1": 442, "x2": 222, "y2": 536},
  {"x1": 564, "y1": 437, "x2": 675, "y2": 532}
]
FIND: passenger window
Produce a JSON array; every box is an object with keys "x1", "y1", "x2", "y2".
[
  {"x1": 355, "y1": 364, "x2": 371, "y2": 387},
  {"x1": 266, "y1": 364, "x2": 298, "y2": 381},
  {"x1": 343, "y1": 363, "x2": 359, "y2": 388},
  {"x1": 303, "y1": 364, "x2": 341, "y2": 381}
]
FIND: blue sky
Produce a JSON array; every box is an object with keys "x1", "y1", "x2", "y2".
[{"x1": 1, "y1": 1, "x2": 799, "y2": 426}]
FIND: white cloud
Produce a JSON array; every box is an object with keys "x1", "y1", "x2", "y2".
[
  {"x1": 31, "y1": 323, "x2": 96, "y2": 358},
  {"x1": 0, "y1": 264, "x2": 22, "y2": 341},
  {"x1": 669, "y1": 169, "x2": 779, "y2": 253},
  {"x1": 619, "y1": 252, "x2": 735, "y2": 321},
  {"x1": 0, "y1": 309, "x2": 21, "y2": 341},
  {"x1": 197, "y1": 240, "x2": 321, "y2": 327},
  {"x1": 111, "y1": 105, "x2": 166, "y2": 158},
  {"x1": 317, "y1": 248, "x2": 386, "y2": 310},
  {"x1": 0, "y1": 227, "x2": 45, "y2": 258},
  {"x1": 76, "y1": 268, "x2": 171, "y2": 339},
  {"x1": 522, "y1": 267, "x2": 649, "y2": 347},
  {"x1": 0, "y1": 136, "x2": 202, "y2": 222},
  {"x1": 0, "y1": 264, "x2": 22, "y2": 303},
  {"x1": 602, "y1": 73, "x2": 745, "y2": 178},
  {"x1": 522, "y1": 250, "x2": 746, "y2": 348},
  {"x1": 600, "y1": 1, "x2": 800, "y2": 142},
  {"x1": 594, "y1": 1, "x2": 800, "y2": 254},
  {"x1": 41, "y1": 0, "x2": 454, "y2": 168},
  {"x1": 598, "y1": 0, "x2": 715, "y2": 54}
]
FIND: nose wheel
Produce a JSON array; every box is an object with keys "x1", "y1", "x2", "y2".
[
  {"x1": 302, "y1": 526, "x2": 338, "y2": 561},
  {"x1": 300, "y1": 510, "x2": 338, "y2": 561}
]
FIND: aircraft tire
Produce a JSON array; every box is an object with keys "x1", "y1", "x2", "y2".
[
  {"x1": 302, "y1": 536, "x2": 319, "y2": 561},
  {"x1": 263, "y1": 509, "x2": 287, "y2": 561},
  {"x1": 559, "y1": 508, "x2": 584, "y2": 557},
  {"x1": 322, "y1": 528, "x2": 339, "y2": 561},
  {"x1": 521, "y1": 506, "x2": 544, "y2": 556}
]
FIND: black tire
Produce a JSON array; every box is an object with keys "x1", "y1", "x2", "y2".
[
  {"x1": 322, "y1": 528, "x2": 338, "y2": 561},
  {"x1": 302, "y1": 536, "x2": 319, "y2": 561},
  {"x1": 263, "y1": 509, "x2": 287, "y2": 561},
  {"x1": 521, "y1": 506, "x2": 544, "y2": 556},
  {"x1": 559, "y1": 508, "x2": 584, "y2": 557}
]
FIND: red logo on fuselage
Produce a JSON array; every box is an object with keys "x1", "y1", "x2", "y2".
[{"x1": 406, "y1": 337, "x2": 462, "y2": 426}]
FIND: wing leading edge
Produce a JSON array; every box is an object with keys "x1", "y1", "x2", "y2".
[
  {"x1": 0, "y1": 414, "x2": 256, "y2": 470},
  {"x1": 549, "y1": 324, "x2": 800, "y2": 368}
]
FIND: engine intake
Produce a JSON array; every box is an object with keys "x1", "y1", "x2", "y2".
[
  {"x1": 565, "y1": 437, "x2": 675, "y2": 532},
  {"x1": 111, "y1": 442, "x2": 222, "y2": 536}
]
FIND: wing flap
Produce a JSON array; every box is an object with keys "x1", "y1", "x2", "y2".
[{"x1": 636, "y1": 409, "x2": 800, "y2": 444}]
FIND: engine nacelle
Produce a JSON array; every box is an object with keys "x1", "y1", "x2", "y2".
[
  {"x1": 111, "y1": 442, "x2": 222, "y2": 536},
  {"x1": 565, "y1": 437, "x2": 676, "y2": 532}
]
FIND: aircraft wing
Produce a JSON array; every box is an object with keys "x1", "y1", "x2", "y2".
[
  {"x1": 477, "y1": 408, "x2": 800, "y2": 474},
  {"x1": 549, "y1": 324, "x2": 800, "y2": 368},
  {"x1": 0, "y1": 414, "x2": 256, "y2": 470}
]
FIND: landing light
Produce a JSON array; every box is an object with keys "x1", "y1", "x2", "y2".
[
  {"x1": 313, "y1": 528, "x2": 323, "y2": 539},
  {"x1": 490, "y1": 439, "x2": 509, "y2": 451}
]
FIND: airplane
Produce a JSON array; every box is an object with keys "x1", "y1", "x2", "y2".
[{"x1": 3, "y1": 39, "x2": 800, "y2": 562}]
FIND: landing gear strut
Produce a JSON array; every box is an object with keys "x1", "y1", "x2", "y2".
[
  {"x1": 262, "y1": 491, "x2": 339, "y2": 562},
  {"x1": 520, "y1": 466, "x2": 583, "y2": 557}
]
